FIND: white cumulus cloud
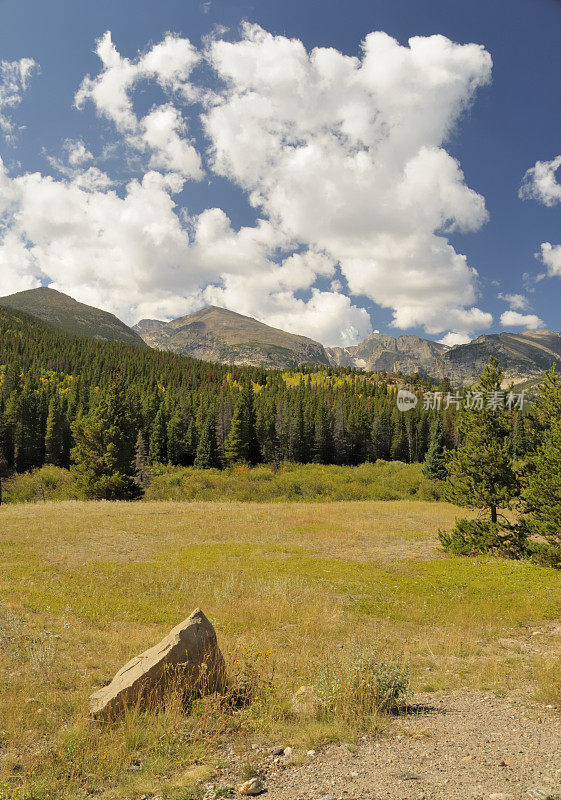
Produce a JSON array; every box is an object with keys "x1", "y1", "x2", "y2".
[
  {"x1": 500, "y1": 310, "x2": 545, "y2": 330},
  {"x1": 538, "y1": 242, "x2": 561, "y2": 278},
  {"x1": 0, "y1": 57, "x2": 37, "y2": 140},
  {"x1": 204, "y1": 24, "x2": 493, "y2": 337},
  {"x1": 520, "y1": 155, "x2": 561, "y2": 207},
  {"x1": 520, "y1": 157, "x2": 561, "y2": 290},
  {"x1": 437, "y1": 332, "x2": 472, "y2": 347},
  {"x1": 498, "y1": 292, "x2": 529, "y2": 311},
  {"x1": 75, "y1": 31, "x2": 203, "y2": 180},
  {"x1": 0, "y1": 26, "x2": 496, "y2": 346}
]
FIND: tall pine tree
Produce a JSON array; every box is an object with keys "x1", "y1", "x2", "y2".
[
  {"x1": 512, "y1": 413, "x2": 527, "y2": 460},
  {"x1": 314, "y1": 401, "x2": 334, "y2": 464},
  {"x1": 167, "y1": 406, "x2": 191, "y2": 466},
  {"x1": 71, "y1": 379, "x2": 141, "y2": 500},
  {"x1": 520, "y1": 417, "x2": 561, "y2": 548},
  {"x1": 519, "y1": 366, "x2": 561, "y2": 548},
  {"x1": 422, "y1": 417, "x2": 447, "y2": 480},
  {"x1": 133, "y1": 430, "x2": 150, "y2": 491},
  {"x1": 0, "y1": 419, "x2": 10, "y2": 505},
  {"x1": 194, "y1": 412, "x2": 221, "y2": 469},
  {"x1": 239, "y1": 381, "x2": 261, "y2": 465},
  {"x1": 445, "y1": 358, "x2": 517, "y2": 524},
  {"x1": 149, "y1": 403, "x2": 167, "y2": 464},
  {"x1": 223, "y1": 405, "x2": 245, "y2": 466},
  {"x1": 45, "y1": 393, "x2": 70, "y2": 468}
]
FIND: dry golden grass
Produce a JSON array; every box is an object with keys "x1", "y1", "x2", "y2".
[{"x1": 1, "y1": 499, "x2": 561, "y2": 800}]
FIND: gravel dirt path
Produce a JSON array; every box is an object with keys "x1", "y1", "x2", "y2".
[{"x1": 217, "y1": 692, "x2": 561, "y2": 800}]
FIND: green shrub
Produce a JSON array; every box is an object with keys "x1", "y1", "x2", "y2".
[
  {"x1": 438, "y1": 517, "x2": 527, "y2": 558},
  {"x1": 146, "y1": 461, "x2": 442, "y2": 503},
  {"x1": 525, "y1": 541, "x2": 561, "y2": 568},
  {"x1": 3, "y1": 466, "x2": 82, "y2": 504},
  {"x1": 315, "y1": 644, "x2": 410, "y2": 721},
  {"x1": 2, "y1": 461, "x2": 443, "y2": 505}
]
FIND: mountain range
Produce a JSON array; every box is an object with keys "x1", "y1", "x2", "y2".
[
  {"x1": 133, "y1": 306, "x2": 329, "y2": 368},
  {"x1": 326, "y1": 333, "x2": 448, "y2": 375},
  {"x1": 1, "y1": 287, "x2": 561, "y2": 383}
]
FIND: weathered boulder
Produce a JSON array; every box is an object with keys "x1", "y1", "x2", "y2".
[
  {"x1": 289, "y1": 685, "x2": 324, "y2": 717},
  {"x1": 89, "y1": 608, "x2": 226, "y2": 719}
]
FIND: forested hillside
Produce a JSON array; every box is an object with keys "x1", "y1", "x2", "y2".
[
  {"x1": 0, "y1": 287, "x2": 146, "y2": 346},
  {"x1": 0, "y1": 305, "x2": 522, "y2": 483}
]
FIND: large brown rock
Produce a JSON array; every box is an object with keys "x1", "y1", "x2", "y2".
[{"x1": 89, "y1": 608, "x2": 226, "y2": 719}]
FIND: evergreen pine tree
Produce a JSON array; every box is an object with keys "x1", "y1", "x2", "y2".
[
  {"x1": 167, "y1": 406, "x2": 190, "y2": 465},
  {"x1": 519, "y1": 366, "x2": 561, "y2": 548},
  {"x1": 257, "y1": 401, "x2": 280, "y2": 465},
  {"x1": 6, "y1": 386, "x2": 43, "y2": 473},
  {"x1": 332, "y1": 398, "x2": 348, "y2": 464},
  {"x1": 145, "y1": 388, "x2": 162, "y2": 431},
  {"x1": 313, "y1": 401, "x2": 334, "y2": 464},
  {"x1": 347, "y1": 404, "x2": 369, "y2": 464},
  {"x1": 185, "y1": 417, "x2": 198, "y2": 465},
  {"x1": 133, "y1": 430, "x2": 150, "y2": 491},
  {"x1": 512, "y1": 413, "x2": 527, "y2": 460},
  {"x1": 194, "y1": 412, "x2": 221, "y2": 469},
  {"x1": 61, "y1": 397, "x2": 74, "y2": 468},
  {"x1": 45, "y1": 393, "x2": 70, "y2": 467},
  {"x1": 223, "y1": 404, "x2": 245, "y2": 465},
  {"x1": 417, "y1": 412, "x2": 431, "y2": 462},
  {"x1": 422, "y1": 417, "x2": 447, "y2": 480},
  {"x1": 291, "y1": 394, "x2": 307, "y2": 463},
  {"x1": 0, "y1": 420, "x2": 10, "y2": 505},
  {"x1": 71, "y1": 379, "x2": 141, "y2": 500},
  {"x1": 149, "y1": 403, "x2": 167, "y2": 464},
  {"x1": 521, "y1": 416, "x2": 561, "y2": 547},
  {"x1": 2, "y1": 363, "x2": 21, "y2": 396},
  {"x1": 216, "y1": 393, "x2": 232, "y2": 459},
  {"x1": 390, "y1": 411, "x2": 409, "y2": 462},
  {"x1": 0, "y1": 410, "x2": 14, "y2": 472},
  {"x1": 239, "y1": 381, "x2": 261, "y2": 465},
  {"x1": 445, "y1": 358, "x2": 518, "y2": 524},
  {"x1": 524, "y1": 365, "x2": 561, "y2": 452},
  {"x1": 371, "y1": 410, "x2": 392, "y2": 461},
  {"x1": 443, "y1": 408, "x2": 458, "y2": 449}
]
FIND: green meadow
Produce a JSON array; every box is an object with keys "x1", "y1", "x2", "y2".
[{"x1": 1, "y1": 498, "x2": 561, "y2": 799}]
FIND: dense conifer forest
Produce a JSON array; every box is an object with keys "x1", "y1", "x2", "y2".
[{"x1": 0, "y1": 306, "x2": 526, "y2": 491}]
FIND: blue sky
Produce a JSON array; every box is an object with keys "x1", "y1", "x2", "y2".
[{"x1": 0, "y1": 0, "x2": 560, "y2": 345}]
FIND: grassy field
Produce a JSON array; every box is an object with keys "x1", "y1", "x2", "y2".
[{"x1": 1, "y1": 499, "x2": 561, "y2": 799}]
